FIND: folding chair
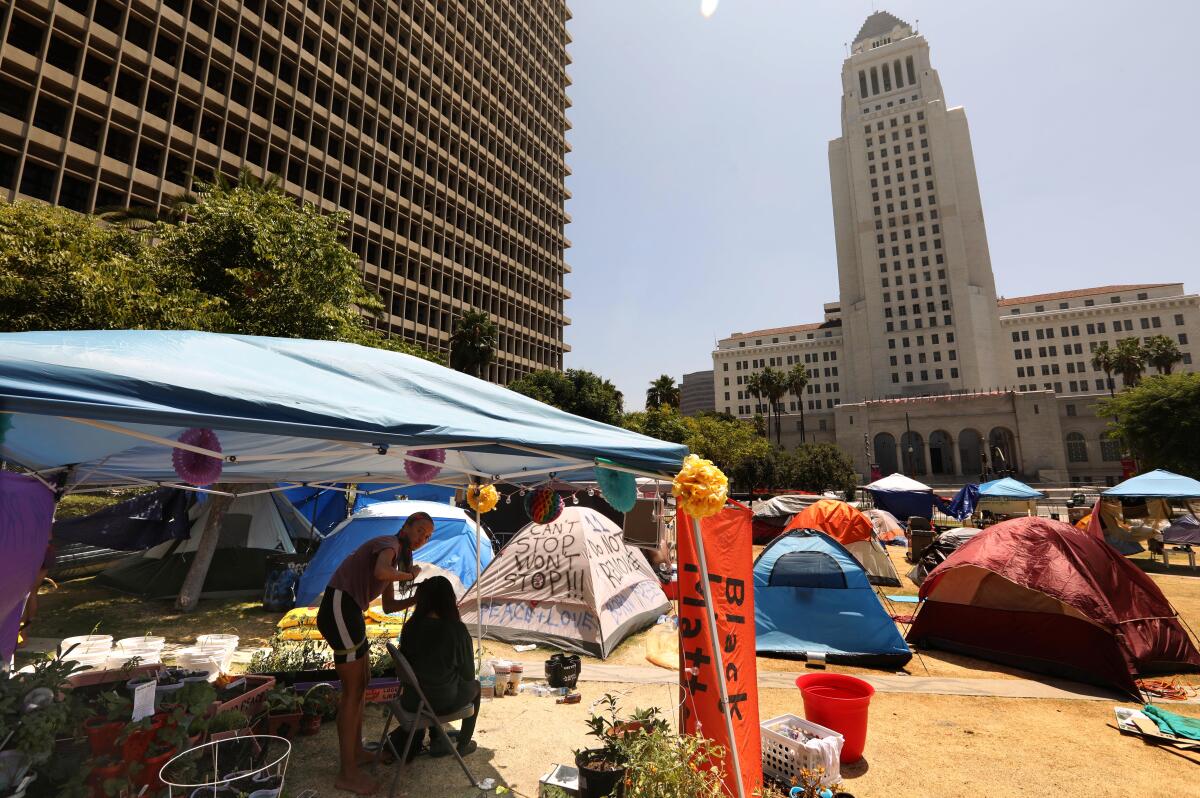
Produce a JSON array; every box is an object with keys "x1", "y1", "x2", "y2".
[{"x1": 375, "y1": 642, "x2": 479, "y2": 798}]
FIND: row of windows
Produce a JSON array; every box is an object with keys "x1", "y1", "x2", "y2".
[
  {"x1": 1010, "y1": 316, "x2": 1181, "y2": 343},
  {"x1": 856, "y1": 55, "x2": 916, "y2": 99},
  {"x1": 890, "y1": 350, "x2": 955, "y2": 367},
  {"x1": 884, "y1": 313, "x2": 953, "y2": 333},
  {"x1": 1007, "y1": 291, "x2": 1154, "y2": 314},
  {"x1": 891, "y1": 367, "x2": 958, "y2": 383},
  {"x1": 1065, "y1": 432, "x2": 1122, "y2": 464}
]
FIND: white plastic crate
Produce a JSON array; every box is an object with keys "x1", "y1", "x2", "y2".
[{"x1": 760, "y1": 713, "x2": 843, "y2": 785}]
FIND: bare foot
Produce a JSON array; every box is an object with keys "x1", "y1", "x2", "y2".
[{"x1": 334, "y1": 773, "x2": 380, "y2": 795}]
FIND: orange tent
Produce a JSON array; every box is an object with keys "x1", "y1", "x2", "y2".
[
  {"x1": 1075, "y1": 513, "x2": 1092, "y2": 531},
  {"x1": 784, "y1": 499, "x2": 874, "y2": 545}
]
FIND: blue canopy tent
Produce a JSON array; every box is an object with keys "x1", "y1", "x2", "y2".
[
  {"x1": 979, "y1": 477, "x2": 1045, "y2": 500},
  {"x1": 297, "y1": 500, "x2": 493, "y2": 605},
  {"x1": 754, "y1": 529, "x2": 911, "y2": 667},
  {"x1": 1103, "y1": 470, "x2": 1200, "y2": 499},
  {"x1": 865, "y1": 473, "x2": 934, "y2": 522},
  {"x1": 0, "y1": 330, "x2": 688, "y2": 656}
]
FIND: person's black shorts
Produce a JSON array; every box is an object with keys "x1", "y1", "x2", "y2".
[{"x1": 316, "y1": 587, "x2": 369, "y2": 664}]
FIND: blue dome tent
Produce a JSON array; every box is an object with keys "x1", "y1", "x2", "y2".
[
  {"x1": 297, "y1": 500, "x2": 493, "y2": 606},
  {"x1": 754, "y1": 530, "x2": 911, "y2": 667}
]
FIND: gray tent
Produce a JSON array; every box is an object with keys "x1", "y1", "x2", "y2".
[{"x1": 95, "y1": 493, "x2": 295, "y2": 599}]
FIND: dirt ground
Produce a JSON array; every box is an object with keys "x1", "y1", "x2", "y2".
[
  {"x1": 31, "y1": 549, "x2": 1200, "y2": 796},
  {"x1": 281, "y1": 681, "x2": 1200, "y2": 798}
]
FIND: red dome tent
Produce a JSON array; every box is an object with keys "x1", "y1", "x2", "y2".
[{"x1": 907, "y1": 517, "x2": 1200, "y2": 697}]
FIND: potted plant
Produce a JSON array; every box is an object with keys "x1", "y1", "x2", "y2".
[
  {"x1": 83, "y1": 693, "x2": 131, "y2": 757},
  {"x1": 263, "y1": 687, "x2": 302, "y2": 739},
  {"x1": 299, "y1": 686, "x2": 335, "y2": 736},
  {"x1": 574, "y1": 694, "x2": 667, "y2": 798},
  {"x1": 615, "y1": 725, "x2": 727, "y2": 797},
  {"x1": 205, "y1": 710, "x2": 251, "y2": 742},
  {"x1": 84, "y1": 756, "x2": 125, "y2": 796}
]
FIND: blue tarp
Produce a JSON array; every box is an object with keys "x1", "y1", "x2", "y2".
[
  {"x1": 1103, "y1": 469, "x2": 1200, "y2": 499},
  {"x1": 0, "y1": 331, "x2": 688, "y2": 490},
  {"x1": 754, "y1": 530, "x2": 912, "y2": 666},
  {"x1": 280, "y1": 483, "x2": 455, "y2": 538},
  {"x1": 352, "y1": 483, "x2": 455, "y2": 513},
  {"x1": 978, "y1": 477, "x2": 1045, "y2": 500},
  {"x1": 52, "y1": 487, "x2": 193, "y2": 550},
  {"x1": 296, "y1": 500, "x2": 493, "y2": 606},
  {"x1": 941, "y1": 483, "x2": 979, "y2": 521}
]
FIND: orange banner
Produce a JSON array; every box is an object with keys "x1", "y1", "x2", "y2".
[{"x1": 677, "y1": 502, "x2": 761, "y2": 797}]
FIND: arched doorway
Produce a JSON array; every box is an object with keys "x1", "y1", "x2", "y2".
[
  {"x1": 928, "y1": 430, "x2": 955, "y2": 476},
  {"x1": 958, "y1": 428, "x2": 983, "y2": 476},
  {"x1": 900, "y1": 430, "x2": 927, "y2": 476},
  {"x1": 873, "y1": 432, "x2": 898, "y2": 476},
  {"x1": 989, "y1": 427, "x2": 1018, "y2": 475}
]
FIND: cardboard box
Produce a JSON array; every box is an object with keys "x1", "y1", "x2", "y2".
[{"x1": 538, "y1": 764, "x2": 579, "y2": 798}]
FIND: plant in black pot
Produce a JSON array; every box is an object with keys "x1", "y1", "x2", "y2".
[
  {"x1": 574, "y1": 694, "x2": 668, "y2": 798},
  {"x1": 264, "y1": 687, "x2": 302, "y2": 740}
]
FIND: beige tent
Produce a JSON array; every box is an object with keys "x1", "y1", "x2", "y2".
[{"x1": 459, "y1": 506, "x2": 669, "y2": 658}]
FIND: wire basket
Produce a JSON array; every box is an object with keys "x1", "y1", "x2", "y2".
[{"x1": 161, "y1": 734, "x2": 290, "y2": 797}]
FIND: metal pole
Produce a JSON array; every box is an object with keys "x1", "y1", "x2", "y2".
[
  {"x1": 474, "y1": 497, "x2": 484, "y2": 670},
  {"x1": 689, "y1": 514, "x2": 746, "y2": 798}
]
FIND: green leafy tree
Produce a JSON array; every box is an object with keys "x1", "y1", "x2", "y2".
[
  {"x1": 1111, "y1": 337, "x2": 1147, "y2": 387},
  {"x1": 508, "y1": 368, "x2": 625, "y2": 425},
  {"x1": 645, "y1": 374, "x2": 680, "y2": 410},
  {"x1": 622, "y1": 407, "x2": 768, "y2": 486},
  {"x1": 785, "y1": 364, "x2": 810, "y2": 443},
  {"x1": 1090, "y1": 341, "x2": 1116, "y2": 396},
  {"x1": 792, "y1": 442, "x2": 859, "y2": 495},
  {"x1": 1144, "y1": 334, "x2": 1183, "y2": 375},
  {"x1": 0, "y1": 201, "x2": 214, "y2": 331},
  {"x1": 449, "y1": 310, "x2": 497, "y2": 377},
  {"x1": 1097, "y1": 373, "x2": 1200, "y2": 476}
]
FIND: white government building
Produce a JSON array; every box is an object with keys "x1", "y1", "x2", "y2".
[{"x1": 711, "y1": 12, "x2": 1199, "y2": 487}]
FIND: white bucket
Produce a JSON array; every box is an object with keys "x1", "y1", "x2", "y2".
[
  {"x1": 196, "y1": 634, "x2": 239, "y2": 651},
  {"x1": 117, "y1": 636, "x2": 166, "y2": 652},
  {"x1": 63, "y1": 650, "x2": 109, "y2": 671},
  {"x1": 60, "y1": 635, "x2": 113, "y2": 655},
  {"x1": 175, "y1": 648, "x2": 224, "y2": 681}
]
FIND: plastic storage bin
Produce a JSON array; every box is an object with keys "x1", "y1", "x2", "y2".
[{"x1": 760, "y1": 713, "x2": 843, "y2": 786}]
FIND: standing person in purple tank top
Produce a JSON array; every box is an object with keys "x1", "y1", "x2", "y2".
[{"x1": 316, "y1": 511, "x2": 434, "y2": 795}]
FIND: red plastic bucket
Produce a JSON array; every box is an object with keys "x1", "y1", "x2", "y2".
[{"x1": 795, "y1": 673, "x2": 874, "y2": 763}]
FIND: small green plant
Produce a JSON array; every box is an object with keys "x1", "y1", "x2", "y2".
[
  {"x1": 618, "y1": 728, "x2": 728, "y2": 798},
  {"x1": 92, "y1": 691, "x2": 133, "y2": 722},
  {"x1": 247, "y1": 635, "x2": 330, "y2": 673},
  {"x1": 579, "y1": 693, "x2": 669, "y2": 770},
  {"x1": 265, "y1": 686, "x2": 302, "y2": 715},
  {"x1": 301, "y1": 686, "x2": 336, "y2": 719},
  {"x1": 175, "y1": 681, "x2": 217, "y2": 716},
  {"x1": 205, "y1": 709, "x2": 249, "y2": 735}
]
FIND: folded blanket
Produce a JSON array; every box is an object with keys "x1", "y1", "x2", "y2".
[{"x1": 1144, "y1": 704, "x2": 1200, "y2": 741}]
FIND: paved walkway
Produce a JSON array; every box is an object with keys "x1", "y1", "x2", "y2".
[{"x1": 544, "y1": 661, "x2": 1200, "y2": 703}]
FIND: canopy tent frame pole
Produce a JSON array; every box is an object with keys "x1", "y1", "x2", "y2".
[
  {"x1": 60, "y1": 466, "x2": 237, "y2": 497},
  {"x1": 486, "y1": 441, "x2": 676, "y2": 482},
  {"x1": 472, "y1": 484, "x2": 484, "y2": 670},
  {"x1": 688, "y1": 513, "x2": 746, "y2": 798},
  {"x1": 226, "y1": 440, "x2": 495, "y2": 462},
  {"x1": 59, "y1": 415, "x2": 225, "y2": 458}
]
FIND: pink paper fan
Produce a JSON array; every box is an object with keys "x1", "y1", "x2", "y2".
[
  {"x1": 172, "y1": 427, "x2": 223, "y2": 485},
  {"x1": 404, "y1": 448, "x2": 446, "y2": 483}
]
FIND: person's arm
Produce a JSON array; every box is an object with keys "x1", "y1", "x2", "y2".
[
  {"x1": 373, "y1": 547, "x2": 420, "y2": 584},
  {"x1": 381, "y1": 592, "x2": 418, "y2": 614}
]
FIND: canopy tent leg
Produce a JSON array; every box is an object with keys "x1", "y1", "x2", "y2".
[
  {"x1": 176, "y1": 486, "x2": 233, "y2": 612},
  {"x1": 688, "y1": 513, "x2": 746, "y2": 798},
  {"x1": 473, "y1": 494, "x2": 483, "y2": 670}
]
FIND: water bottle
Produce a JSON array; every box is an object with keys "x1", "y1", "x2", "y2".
[{"x1": 479, "y1": 659, "x2": 495, "y2": 699}]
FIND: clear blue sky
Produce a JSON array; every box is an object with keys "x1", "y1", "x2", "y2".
[{"x1": 560, "y1": 1, "x2": 1200, "y2": 407}]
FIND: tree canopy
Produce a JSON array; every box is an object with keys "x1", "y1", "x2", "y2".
[
  {"x1": 645, "y1": 374, "x2": 680, "y2": 410},
  {"x1": 622, "y1": 407, "x2": 768, "y2": 481},
  {"x1": 507, "y1": 368, "x2": 625, "y2": 425},
  {"x1": 449, "y1": 310, "x2": 497, "y2": 377},
  {"x1": 1097, "y1": 372, "x2": 1200, "y2": 476},
  {"x1": 0, "y1": 183, "x2": 439, "y2": 362}
]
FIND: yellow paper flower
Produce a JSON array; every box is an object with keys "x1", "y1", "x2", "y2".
[
  {"x1": 467, "y1": 483, "x2": 499, "y2": 514},
  {"x1": 672, "y1": 454, "x2": 728, "y2": 518}
]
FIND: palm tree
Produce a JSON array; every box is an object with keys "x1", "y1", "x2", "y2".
[
  {"x1": 785, "y1": 364, "x2": 810, "y2": 444},
  {"x1": 1144, "y1": 334, "x2": 1183, "y2": 375},
  {"x1": 645, "y1": 375, "x2": 680, "y2": 410},
  {"x1": 449, "y1": 310, "x2": 497, "y2": 378},
  {"x1": 745, "y1": 372, "x2": 765, "y2": 438},
  {"x1": 759, "y1": 367, "x2": 788, "y2": 447},
  {"x1": 1091, "y1": 341, "x2": 1116, "y2": 396},
  {"x1": 1112, "y1": 337, "x2": 1147, "y2": 388}
]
